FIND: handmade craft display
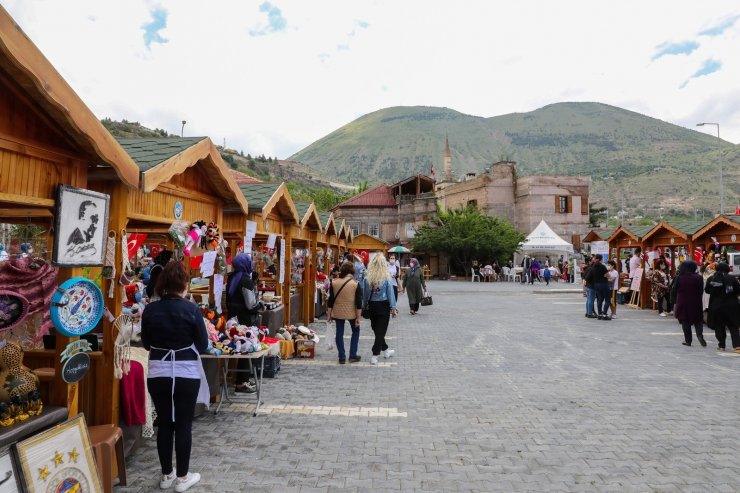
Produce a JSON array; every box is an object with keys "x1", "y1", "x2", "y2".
[
  {"x1": 50, "y1": 277, "x2": 104, "y2": 337},
  {"x1": 0, "y1": 257, "x2": 58, "y2": 343},
  {"x1": 15, "y1": 414, "x2": 103, "y2": 493},
  {"x1": 0, "y1": 291, "x2": 30, "y2": 332},
  {"x1": 0, "y1": 341, "x2": 39, "y2": 403}
]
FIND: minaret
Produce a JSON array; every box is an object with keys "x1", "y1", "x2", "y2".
[{"x1": 444, "y1": 136, "x2": 452, "y2": 182}]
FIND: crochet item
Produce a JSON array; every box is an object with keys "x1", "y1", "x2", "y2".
[
  {"x1": 0, "y1": 291, "x2": 30, "y2": 332},
  {"x1": 0, "y1": 257, "x2": 58, "y2": 342}
]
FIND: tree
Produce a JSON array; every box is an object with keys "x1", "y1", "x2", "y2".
[
  {"x1": 354, "y1": 179, "x2": 369, "y2": 194},
  {"x1": 589, "y1": 204, "x2": 607, "y2": 227},
  {"x1": 411, "y1": 206, "x2": 524, "y2": 277}
]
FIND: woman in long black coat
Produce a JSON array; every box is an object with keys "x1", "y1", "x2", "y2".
[
  {"x1": 671, "y1": 260, "x2": 705, "y2": 347},
  {"x1": 704, "y1": 262, "x2": 740, "y2": 352}
]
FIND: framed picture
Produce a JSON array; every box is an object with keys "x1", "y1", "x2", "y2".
[
  {"x1": 52, "y1": 185, "x2": 110, "y2": 266},
  {"x1": 15, "y1": 414, "x2": 103, "y2": 493},
  {"x1": 0, "y1": 447, "x2": 21, "y2": 493}
]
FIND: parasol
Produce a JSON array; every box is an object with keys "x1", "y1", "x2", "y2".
[{"x1": 388, "y1": 246, "x2": 411, "y2": 253}]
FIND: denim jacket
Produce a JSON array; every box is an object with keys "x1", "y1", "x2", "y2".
[{"x1": 362, "y1": 278, "x2": 397, "y2": 310}]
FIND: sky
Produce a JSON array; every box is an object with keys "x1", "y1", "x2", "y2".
[{"x1": 4, "y1": 1, "x2": 740, "y2": 159}]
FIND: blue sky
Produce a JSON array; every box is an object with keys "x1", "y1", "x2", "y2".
[{"x1": 3, "y1": 0, "x2": 739, "y2": 158}]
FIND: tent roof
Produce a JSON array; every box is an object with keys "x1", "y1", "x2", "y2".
[{"x1": 520, "y1": 220, "x2": 573, "y2": 254}]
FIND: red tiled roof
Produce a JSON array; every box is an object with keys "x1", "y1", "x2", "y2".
[
  {"x1": 333, "y1": 184, "x2": 396, "y2": 209},
  {"x1": 230, "y1": 169, "x2": 263, "y2": 184}
]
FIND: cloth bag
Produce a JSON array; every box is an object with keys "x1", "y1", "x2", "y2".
[{"x1": 420, "y1": 293, "x2": 433, "y2": 306}]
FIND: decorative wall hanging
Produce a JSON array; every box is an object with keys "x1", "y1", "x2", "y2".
[
  {"x1": 52, "y1": 185, "x2": 110, "y2": 266},
  {"x1": 0, "y1": 257, "x2": 58, "y2": 342},
  {"x1": 0, "y1": 291, "x2": 30, "y2": 332},
  {"x1": 50, "y1": 278, "x2": 104, "y2": 337},
  {"x1": 15, "y1": 414, "x2": 103, "y2": 493},
  {"x1": 59, "y1": 340, "x2": 93, "y2": 384},
  {"x1": 174, "y1": 200, "x2": 183, "y2": 220}
]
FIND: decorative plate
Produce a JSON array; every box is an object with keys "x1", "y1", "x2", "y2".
[
  {"x1": 0, "y1": 290, "x2": 30, "y2": 332},
  {"x1": 50, "y1": 277, "x2": 104, "y2": 337}
]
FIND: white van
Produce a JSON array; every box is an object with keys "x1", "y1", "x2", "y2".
[{"x1": 727, "y1": 252, "x2": 740, "y2": 276}]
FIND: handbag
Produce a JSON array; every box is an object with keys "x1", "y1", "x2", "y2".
[
  {"x1": 420, "y1": 293, "x2": 433, "y2": 306},
  {"x1": 361, "y1": 303, "x2": 371, "y2": 319}
]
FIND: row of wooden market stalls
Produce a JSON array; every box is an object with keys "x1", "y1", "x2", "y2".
[
  {"x1": 0, "y1": 4, "x2": 356, "y2": 447},
  {"x1": 583, "y1": 215, "x2": 740, "y2": 308}
]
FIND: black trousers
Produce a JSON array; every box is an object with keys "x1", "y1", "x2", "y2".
[
  {"x1": 369, "y1": 300, "x2": 391, "y2": 355},
  {"x1": 715, "y1": 323, "x2": 740, "y2": 349},
  {"x1": 392, "y1": 285, "x2": 398, "y2": 302},
  {"x1": 681, "y1": 321, "x2": 704, "y2": 345},
  {"x1": 594, "y1": 283, "x2": 610, "y2": 316},
  {"x1": 409, "y1": 302, "x2": 420, "y2": 312},
  {"x1": 148, "y1": 377, "x2": 200, "y2": 477},
  {"x1": 657, "y1": 294, "x2": 673, "y2": 314}
]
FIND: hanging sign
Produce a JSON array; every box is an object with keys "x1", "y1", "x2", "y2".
[
  {"x1": 50, "y1": 278, "x2": 105, "y2": 337},
  {"x1": 279, "y1": 239, "x2": 286, "y2": 284},
  {"x1": 590, "y1": 241, "x2": 609, "y2": 256},
  {"x1": 174, "y1": 201, "x2": 184, "y2": 220},
  {"x1": 60, "y1": 339, "x2": 93, "y2": 383}
]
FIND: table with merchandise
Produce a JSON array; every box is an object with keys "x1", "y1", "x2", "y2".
[{"x1": 201, "y1": 349, "x2": 267, "y2": 416}]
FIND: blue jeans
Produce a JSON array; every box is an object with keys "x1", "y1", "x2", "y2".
[
  {"x1": 585, "y1": 287, "x2": 595, "y2": 316},
  {"x1": 335, "y1": 319, "x2": 359, "y2": 361}
]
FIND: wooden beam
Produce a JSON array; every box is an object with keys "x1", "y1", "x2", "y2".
[
  {"x1": 0, "y1": 208, "x2": 52, "y2": 217},
  {"x1": 128, "y1": 212, "x2": 178, "y2": 225},
  {"x1": 0, "y1": 191, "x2": 54, "y2": 207},
  {"x1": 0, "y1": 133, "x2": 78, "y2": 164}
]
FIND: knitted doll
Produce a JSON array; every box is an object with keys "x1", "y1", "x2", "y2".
[
  {"x1": 206, "y1": 223, "x2": 220, "y2": 249},
  {"x1": 184, "y1": 221, "x2": 207, "y2": 256}
]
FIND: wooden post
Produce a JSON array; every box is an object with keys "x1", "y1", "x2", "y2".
[
  {"x1": 283, "y1": 231, "x2": 292, "y2": 326},
  {"x1": 306, "y1": 232, "x2": 317, "y2": 323}
]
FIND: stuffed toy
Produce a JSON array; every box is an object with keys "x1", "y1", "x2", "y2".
[
  {"x1": 19, "y1": 242, "x2": 33, "y2": 258},
  {"x1": 184, "y1": 221, "x2": 207, "y2": 256},
  {"x1": 206, "y1": 223, "x2": 220, "y2": 249},
  {"x1": 243, "y1": 327, "x2": 261, "y2": 353},
  {"x1": 121, "y1": 282, "x2": 145, "y2": 339},
  {"x1": 168, "y1": 221, "x2": 190, "y2": 248}
]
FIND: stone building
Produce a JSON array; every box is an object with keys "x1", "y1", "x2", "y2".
[{"x1": 440, "y1": 161, "x2": 590, "y2": 244}]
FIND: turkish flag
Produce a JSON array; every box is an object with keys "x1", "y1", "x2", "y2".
[
  {"x1": 694, "y1": 247, "x2": 704, "y2": 265},
  {"x1": 127, "y1": 233, "x2": 148, "y2": 259}
]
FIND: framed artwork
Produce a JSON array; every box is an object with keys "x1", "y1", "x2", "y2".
[
  {"x1": 15, "y1": 414, "x2": 103, "y2": 493},
  {"x1": 0, "y1": 447, "x2": 21, "y2": 493},
  {"x1": 52, "y1": 185, "x2": 110, "y2": 266}
]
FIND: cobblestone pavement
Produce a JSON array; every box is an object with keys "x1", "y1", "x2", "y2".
[{"x1": 118, "y1": 280, "x2": 740, "y2": 492}]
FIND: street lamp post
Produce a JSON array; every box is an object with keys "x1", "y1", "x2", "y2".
[
  {"x1": 181, "y1": 120, "x2": 187, "y2": 137},
  {"x1": 696, "y1": 122, "x2": 723, "y2": 215}
]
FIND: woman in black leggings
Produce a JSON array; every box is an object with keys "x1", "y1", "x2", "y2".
[{"x1": 142, "y1": 261, "x2": 209, "y2": 492}]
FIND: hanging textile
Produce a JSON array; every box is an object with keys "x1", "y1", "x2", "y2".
[{"x1": 104, "y1": 231, "x2": 116, "y2": 298}]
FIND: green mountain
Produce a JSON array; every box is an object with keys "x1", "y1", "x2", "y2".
[{"x1": 289, "y1": 103, "x2": 740, "y2": 215}]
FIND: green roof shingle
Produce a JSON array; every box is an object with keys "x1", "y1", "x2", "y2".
[
  {"x1": 116, "y1": 137, "x2": 206, "y2": 172},
  {"x1": 294, "y1": 201, "x2": 312, "y2": 221},
  {"x1": 665, "y1": 220, "x2": 706, "y2": 236},
  {"x1": 239, "y1": 183, "x2": 281, "y2": 210}
]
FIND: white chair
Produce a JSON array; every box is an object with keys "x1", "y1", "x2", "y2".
[
  {"x1": 471, "y1": 268, "x2": 481, "y2": 282},
  {"x1": 503, "y1": 266, "x2": 512, "y2": 281}
]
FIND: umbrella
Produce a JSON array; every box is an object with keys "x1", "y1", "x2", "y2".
[{"x1": 388, "y1": 246, "x2": 410, "y2": 253}]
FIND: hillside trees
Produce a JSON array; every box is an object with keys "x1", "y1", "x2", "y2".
[{"x1": 412, "y1": 206, "x2": 524, "y2": 276}]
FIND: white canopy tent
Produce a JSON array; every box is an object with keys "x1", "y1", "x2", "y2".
[{"x1": 515, "y1": 220, "x2": 574, "y2": 264}]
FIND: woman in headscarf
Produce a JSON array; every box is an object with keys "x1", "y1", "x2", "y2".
[
  {"x1": 402, "y1": 258, "x2": 426, "y2": 315},
  {"x1": 225, "y1": 253, "x2": 260, "y2": 392},
  {"x1": 362, "y1": 254, "x2": 398, "y2": 365},
  {"x1": 671, "y1": 260, "x2": 705, "y2": 347},
  {"x1": 704, "y1": 262, "x2": 740, "y2": 352}
]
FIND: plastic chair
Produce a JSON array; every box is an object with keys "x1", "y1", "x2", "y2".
[
  {"x1": 470, "y1": 268, "x2": 481, "y2": 282},
  {"x1": 88, "y1": 424, "x2": 127, "y2": 493}
]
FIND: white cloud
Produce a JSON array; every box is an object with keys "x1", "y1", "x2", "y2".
[{"x1": 4, "y1": 0, "x2": 740, "y2": 159}]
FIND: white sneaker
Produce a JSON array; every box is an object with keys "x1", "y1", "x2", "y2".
[
  {"x1": 370, "y1": 355, "x2": 378, "y2": 365},
  {"x1": 659, "y1": 312, "x2": 667, "y2": 317},
  {"x1": 383, "y1": 349, "x2": 395, "y2": 359},
  {"x1": 160, "y1": 472, "x2": 176, "y2": 489},
  {"x1": 174, "y1": 473, "x2": 201, "y2": 492}
]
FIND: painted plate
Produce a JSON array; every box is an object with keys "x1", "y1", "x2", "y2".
[
  {"x1": 50, "y1": 277, "x2": 104, "y2": 337},
  {"x1": 0, "y1": 290, "x2": 30, "y2": 332}
]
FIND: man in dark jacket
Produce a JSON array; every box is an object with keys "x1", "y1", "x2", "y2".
[
  {"x1": 585, "y1": 254, "x2": 611, "y2": 320},
  {"x1": 582, "y1": 257, "x2": 596, "y2": 318}
]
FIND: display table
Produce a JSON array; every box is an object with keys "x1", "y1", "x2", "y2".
[
  {"x1": 0, "y1": 405, "x2": 69, "y2": 449},
  {"x1": 261, "y1": 304, "x2": 284, "y2": 336},
  {"x1": 201, "y1": 350, "x2": 267, "y2": 416}
]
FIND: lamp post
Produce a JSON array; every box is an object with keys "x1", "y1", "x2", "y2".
[
  {"x1": 696, "y1": 122, "x2": 723, "y2": 215},
  {"x1": 181, "y1": 120, "x2": 187, "y2": 137}
]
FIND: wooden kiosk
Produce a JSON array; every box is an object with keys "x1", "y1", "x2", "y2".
[
  {"x1": 317, "y1": 211, "x2": 338, "y2": 275},
  {"x1": 607, "y1": 225, "x2": 652, "y2": 307},
  {"x1": 88, "y1": 136, "x2": 249, "y2": 426},
  {"x1": 230, "y1": 183, "x2": 299, "y2": 327},
  {"x1": 0, "y1": 3, "x2": 144, "y2": 442},
  {"x1": 292, "y1": 202, "x2": 323, "y2": 324},
  {"x1": 692, "y1": 214, "x2": 740, "y2": 253}
]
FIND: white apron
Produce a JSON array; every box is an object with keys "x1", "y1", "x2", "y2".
[{"x1": 148, "y1": 343, "x2": 210, "y2": 420}]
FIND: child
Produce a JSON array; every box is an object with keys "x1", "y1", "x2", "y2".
[{"x1": 543, "y1": 266, "x2": 552, "y2": 285}]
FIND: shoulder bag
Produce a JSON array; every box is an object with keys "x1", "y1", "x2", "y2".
[{"x1": 361, "y1": 280, "x2": 373, "y2": 319}]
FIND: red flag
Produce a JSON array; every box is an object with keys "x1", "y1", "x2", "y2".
[
  {"x1": 694, "y1": 246, "x2": 703, "y2": 264},
  {"x1": 735, "y1": 205, "x2": 740, "y2": 215},
  {"x1": 127, "y1": 233, "x2": 148, "y2": 259}
]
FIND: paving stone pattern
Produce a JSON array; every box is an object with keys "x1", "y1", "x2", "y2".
[{"x1": 118, "y1": 281, "x2": 740, "y2": 492}]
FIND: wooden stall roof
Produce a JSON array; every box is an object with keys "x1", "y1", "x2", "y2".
[
  {"x1": 693, "y1": 214, "x2": 740, "y2": 240},
  {"x1": 346, "y1": 224, "x2": 354, "y2": 244},
  {"x1": 583, "y1": 228, "x2": 615, "y2": 243},
  {"x1": 352, "y1": 233, "x2": 389, "y2": 251},
  {"x1": 642, "y1": 219, "x2": 706, "y2": 242},
  {"x1": 607, "y1": 224, "x2": 653, "y2": 243},
  {"x1": 116, "y1": 137, "x2": 248, "y2": 214},
  {"x1": 239, "y1": 182, "x2": 299, "y2": 225},
  {"x1": 0, "y1": 6, "x2": 140, "y2": 188},
  {"x1": 294, "y1": 201, "x2": 322, "y2": 230},
  {"x1": 336, "y1": 219, "x2": 347, "y2": 240},
  {"x1": 319, "y1": 211, "x2": 337, "y2": 236}
]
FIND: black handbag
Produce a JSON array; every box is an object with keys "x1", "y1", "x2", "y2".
[
  {"x1": 361, "y1": 303, "x2": 371, "y2": 319},
  {"x1": 420, "y1": 294, "x2": 433, "y2": 306}
]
